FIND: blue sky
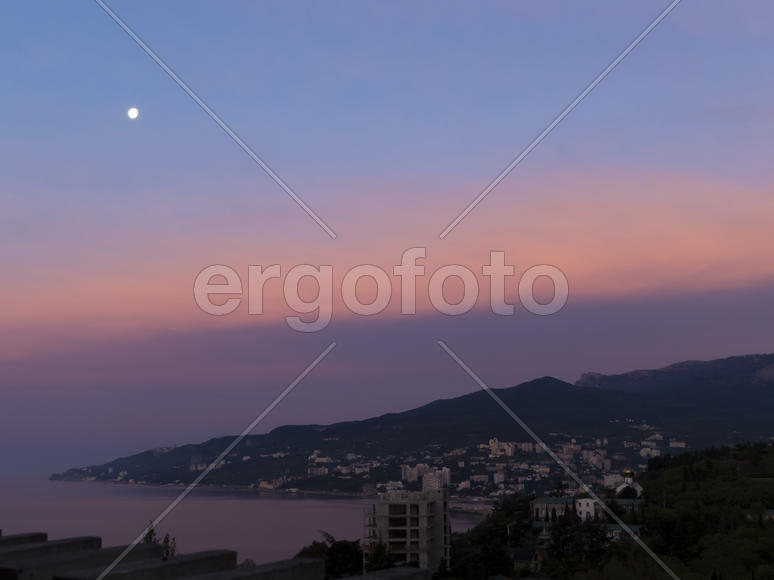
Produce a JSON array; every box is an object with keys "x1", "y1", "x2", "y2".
[{"x1": 4, "y1": 0, "x2": 772, "y2": 189}]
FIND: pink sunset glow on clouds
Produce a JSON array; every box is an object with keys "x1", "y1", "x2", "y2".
[{"x1": 3, "y1": 169, "x2": 773, "y2": 358}]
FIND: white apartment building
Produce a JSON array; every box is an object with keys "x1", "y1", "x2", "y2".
[
  {"x1": 401, "y1": 463, "x2": 431, "y2": 483},
  {"x1": 422, "y1": 467, "x2": 451, "y2": 491}
]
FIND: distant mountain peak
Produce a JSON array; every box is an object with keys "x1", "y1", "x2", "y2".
[
  {"x1": 575, "y1": 372, "x2": 605, "y2": 388},
  {"x1": 574, "y1": 352, "x2": 774, "y2": 393}
]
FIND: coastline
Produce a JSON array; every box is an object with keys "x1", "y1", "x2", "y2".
[
  {"x1": 49, "y1": 478, "x2": 494, "y2": 515},
  {"x1": 50, "y1": 477, "x2": 370, "y2": 500}
]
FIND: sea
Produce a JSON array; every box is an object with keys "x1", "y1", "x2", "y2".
[{"x1": 0, "y1": 477, "x2": 485, "y2": 564}]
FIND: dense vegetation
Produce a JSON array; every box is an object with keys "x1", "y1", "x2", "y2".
[
  {"x1": 435, "y1": 443, "x2": 774, "y2": 579},
  {"x1": 637, "y1": 443, "x2": 774, "y2": 579},
  {"x1": 295, "y1": 532, "x2": 363, "y2": 579},
  {"x1": 295, "y1": 531, "x2": 400, "y2": 579},
  {"x1": 434, "y1": 495, "x2": 530, "y2": 579}
]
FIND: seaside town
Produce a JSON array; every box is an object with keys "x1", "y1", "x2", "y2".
[
  {"x1": 59, "y1": 421, "x2": 688, "y2": 504},
  {"x1": 133, "y1": 426, "x2": 687, "y2": 503},
  {"x1": 288, "y1": 430, "x2": 686, "y2": 500}
]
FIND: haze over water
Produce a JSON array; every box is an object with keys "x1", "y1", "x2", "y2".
[{"x1": 0, "y1": 478, "x2": 482, "y2": 564}]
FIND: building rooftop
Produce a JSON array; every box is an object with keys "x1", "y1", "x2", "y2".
[{"x1": 531, "y1": 496, "x2": 574, "y2": 504}]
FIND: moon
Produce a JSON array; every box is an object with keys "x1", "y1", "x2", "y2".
[{"x1": 127, "y1": 107, "x2": 139, "y2": 120}]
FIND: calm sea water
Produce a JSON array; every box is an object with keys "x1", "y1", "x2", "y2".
[{"x1": 0, "y1": 478, "x2": 484, "y2": 564}]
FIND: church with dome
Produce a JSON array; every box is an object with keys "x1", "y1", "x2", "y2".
[{"x1": 615, "y1": 468, "x2": 643, "y2": 498}]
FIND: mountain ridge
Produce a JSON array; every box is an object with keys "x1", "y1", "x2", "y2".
[
  {"x1": 575, "y1": 352, "x2": 774, "y2": 394},
  {"x1": 52, "y1": 353, "x2": 774, "y2": 490}
]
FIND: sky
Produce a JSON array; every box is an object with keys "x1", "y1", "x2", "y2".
[{"x1": 2, "y1": 0, "x2": 774, "y2": 475}]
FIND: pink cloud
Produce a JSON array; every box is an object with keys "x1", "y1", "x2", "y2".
[{"x1": 3, "y1": 169, "x2": 773, "y2": 360}]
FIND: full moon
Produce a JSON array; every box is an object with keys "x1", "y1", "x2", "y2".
[{"x1": 127, "y1": 107, "x2": 139, "y2": 120}]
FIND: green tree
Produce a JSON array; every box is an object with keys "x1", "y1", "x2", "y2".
[
  {"x1": 142, "y1": 522, "x2": 177, "y2": 558},
  {"x1": 365, "y1": 539, "x2": 397, "y2": 572},
  {"x1": 142, "y1": 521, "x2": 159, "y2": 545},
  {"x1": 161, "y1": 533, "x2": 177, "y2": 559},
  {"x1": 295, "y1": 531, "x2": 362, "y2": 579}
]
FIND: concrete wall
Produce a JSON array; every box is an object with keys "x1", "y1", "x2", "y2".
[
  {"x1": 0, "y1": 544, "x2": 163, "y2": 580},
  {"x1": 241, "y1": 558, "x2": 323, "y2": 580},
  {"x1": 189, "y1": 558, "x2": 324, "y2": 580},
  {"x1": 0, "y1": 539, "x2": 102, "y2": 563},
  {"x1": 53, "y1": 550, "x2": 237, "y2": 580},
  {"x1": 0, "y1": 528, "x2": 428, "y2": 580},
  {"x1": 0, "y1": 537, "x2": 48, "y2": 550}
]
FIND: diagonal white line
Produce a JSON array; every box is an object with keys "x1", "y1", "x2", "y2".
[
  {"x1": 437, "y1": 340, "x2": 680, "y2": 580},
  {"x1": 439, "y1": 0, "x2": 682, "y2": 239},
  {"x1": 95, "y1": 342, "x2": 337, "y2": 580},
  {"x1": 93, "y1": 0, "x2": 337, "y2": 240}
]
